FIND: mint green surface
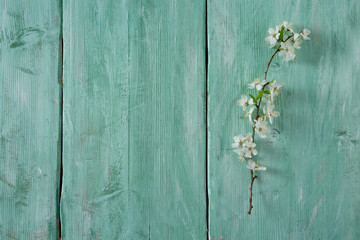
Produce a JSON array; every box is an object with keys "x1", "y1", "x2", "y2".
[
  {"x1": 0, "y1": 0, "x2": 61, "y2": 239},
  {"x1": 61, "y1": 0, "x2": 206, "y2": 239},
  {"x1": 207, "y1": 0, "x2": 360, "y2": 239},
  {"x1": 1, "y1": 0, "x2": 360, "y2": 239}
]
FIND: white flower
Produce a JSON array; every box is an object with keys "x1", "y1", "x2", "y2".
[
  {"x1": 279, "y1": 41, "x2": 296, "y2": 62},
  {"x1": 233, "y1": 149, "x2": 246, "y2": 162},
  {"x1": 293, "y1": 37, "x2": 302, "y2": 49},
  {"x1": 300, "y1": 29, "x2": 311, "y2": 40},
  {"x1": 246, "y1": 159, "x2": 267, "y2": 171},
  {"x1": 293, "y1": 33, "x2": 302, "y2": 49},
  {"x1": 269, "y1": 80, "x2": 284, "y2": 100},
  {"x1": 232, "y1": 133, "x2": 253, "y2": 148},
  {"x1": 232, "y1": 134, "x2": 246, "y2": 148},
  {"x1": 248, "y1": 78, "x2": 266, "y2": 91},
  {"x1": 263, "y1": 103, "x2": 280, "y2": 124},
  {"x1": 237, "y1": 95, "x2": 254, "y2": 111},
  {"x1": 245, "y1": 106, "x2": 256, "y2": 123},
  {"x1": 265, "y1": 26, "x2": 280, "y2": 48},
  {"x1": 244, "y1": 133, "x2": 253, "y2": 143},
  {"x1": 254, "y1": 118, "x2": 270, "y2": 138},
  {"x1": 243, "y1": 142, "x2": 257, "y2": 158},
  {"x1": 279, "y1": 21, "x2": 294, "y2": 32}
]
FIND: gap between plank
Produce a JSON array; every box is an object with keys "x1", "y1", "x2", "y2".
[
  {"x1": 205, "y1": 0, "x2": 210, "y2": 239},
  {"x1": 57, "y1": 0, "x2": 64, "y2": 238}
]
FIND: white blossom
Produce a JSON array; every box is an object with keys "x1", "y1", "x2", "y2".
[
  {"x1": 232, "y1": 134, "x2": 247, "y2": 148},
  {"x1": 293, "y1": 33, "x2": 302, "y2": 49},
  {"x1": 243, "y1": 142, "x2": 257, "y2": 158},
  {"x1": 233, "y1": 149, "x2": 246, "y2": 162},
  {"x1": 246, "y1": 159, "x2": 267, "y2": 171},
  {"x1": 279, "y1": 21, "x2": 294, "y2": 32},
  {"x1": 245, "y1": 106, "x2": 256, "y2": 123},
  {"x1": 237, "y1": 95, "x2": 254, "y2": 111},
  {"x1": 254, "y1": 118, "x2": 270, "y2": 138},
  {"x1": 300, "y1": 29, "x2": 311, "y2": 40},
  {"x1": 232, "y1": 133, "x2": 253, "y2": 149},
  {"x1": 269, "y1": 80, "x2": 284, "y2": 100},
  {"x1": 263, "y1": 103, "x2": 280, "y2": 124},
  {"x1": 248, "y1": 78, "x2": 266, "y2": 91},
  {"x1": 265, "y1": 26, "x2": 280, "y2": 48},
  {"x1": 279, "y1": 41, "x2": 296, "y2": 62},
  {"x1": 244, "y1": 133, "x2": 253, "y2": 143}
]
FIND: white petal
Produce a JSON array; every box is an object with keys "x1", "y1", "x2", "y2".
[
  {"x1": 303, "y1": 28, "x2": 311, "y2": 35},
  {"x1": 249, "y1": 106, "x2": 255, "y2": 114},
  {"x1": 279, "y1": 50, "x2": 286, "y2": 57},
  {"x1": 268, "y1": 28, "x2": 276, "y2": 34},
  {"x1": 232, "y1": 143, "x2": 239, "y2": 148},
  {"x1": 269, "y1": 116, "x2": 273, "y2": 124},
  {"x1": 233, "y1": 149, "x2": 243, "y2": 155},
  {"x1": 247, "y1": 159, "x2": 256, "y2": 169},
  {"x1": 252, "y1": 149, "x2": 258, "y2": 155},
  {"x1": 259, "y1": 133, "x2": 267, "y2": 138},
  {"x1": 257, "y1": 166, "x2": 267, "y2": 171}
]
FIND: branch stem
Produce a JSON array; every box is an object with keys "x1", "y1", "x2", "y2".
[
  {"x1": 247, "y1": 34, "x2": 293, "y2": 215},
  {"x1": 248, "y1": 170, "x2": 257, "y2": 214}
]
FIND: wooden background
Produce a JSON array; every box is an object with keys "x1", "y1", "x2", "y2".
[{"x1": 0, "y1": 0, "x2": 359, "y2": 239}]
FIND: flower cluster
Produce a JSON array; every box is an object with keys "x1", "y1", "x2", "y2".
[
  {"x1": 265, "y1": 21, "x2": 311, "y2": 62},
  {"x1": 233, "y1": 78, "x2": 283, "y2": 170}
]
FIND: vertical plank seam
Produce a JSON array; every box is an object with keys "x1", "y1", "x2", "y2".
[
  {"x1": 57, "y1": 0, "x2": 64, "y2": 239},
  {"x1": 205, "y1": 0, "x2": 209, "y2": 239}
]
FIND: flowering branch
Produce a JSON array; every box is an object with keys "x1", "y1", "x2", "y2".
[{"x1": 232, "y1": 21, "x2": 311, "y2": 215}]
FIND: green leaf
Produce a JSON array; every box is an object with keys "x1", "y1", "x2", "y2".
[
  {"x1": 277, "y1": 26, "x2": 285, "y2": 42},
  {"x1": 264, "y1": 90, "x2": 271, "y2": 95},
  {"x1": 256, "y1": 91, "x2": 264, "y2": 100},
  {"x1": 249, "y1": 94, "x2": 257, "y2": 104}
]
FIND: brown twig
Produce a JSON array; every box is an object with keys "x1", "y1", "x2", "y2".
[
  {"x1": 248, "y1": 170, "x2": 257, "y2": 214},
  {"x1": 247, "y1": 34, "x2": 293, "y2": 215}
]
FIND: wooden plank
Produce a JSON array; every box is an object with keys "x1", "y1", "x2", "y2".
[
  {"x1": 207, "y1": 0, "x2": 360, "y2": 239},
  {"x1": 61, "y1": 0, "x2": 207, "y2": 238},
  {"x1": 61, "y1": 0, "x2": 129, "y2": 239},
  {"x1": 127, "y1": 1, "x2": 206, "y2": 239},
  {"x1": 0, "y1": 0, "x2": 61, "y2": 239}
]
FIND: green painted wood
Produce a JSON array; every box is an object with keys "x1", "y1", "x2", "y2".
[
  {"x1": 127, "y1": 1, "x2": 206, "y2": 239},
  {"x1": 61, "y1": 0, "x2": 207, "y2": 238},
  {"x1": 0, "y1": 0, "x2": 62, "y2": 239},
  {"x1": 61, "y1": 0, "x2": 129, "y2": 238},
  {"x1": 207, "y1": 0, "x2": 360, "y2": 239}
]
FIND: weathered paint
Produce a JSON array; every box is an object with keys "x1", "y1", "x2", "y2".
[
  {"x1": 0, "y1": 0, "x2": 61, "y2": 239},
  {"x1": 207, "y1": 0, "x2": 360, "y2": 239},
  {"x1": 61, "y1": 0, "x2": 206, "y2": 239},
  {"x1": 61, "y1": 0, "x2": 129, "y2": 238},
  {"x1": 127, "y1": 0, "x2": 207, "y2": 239},
  {"x1": 2, "y1": 0, "x2": 360, "y2": 239}
]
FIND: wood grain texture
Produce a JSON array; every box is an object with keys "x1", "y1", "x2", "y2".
[
  {"x1": 0, "y1": 0, "x2": 61, "y2": 239},
  {"x1": 129, "y1": 0, "x2": 206, "y2": 239},
  {"x1": 61, "y1": 0, "x2": 129, "y2": 239},
  {"x1": 128, "y1": 1, "x2": 206, "y2": 238},
  {"x1": 61, "y1": 0, "x2": 207, "y2": 239},
  {"x1": 207, "y1": 0, "x2": 360, "y2": 239}
]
